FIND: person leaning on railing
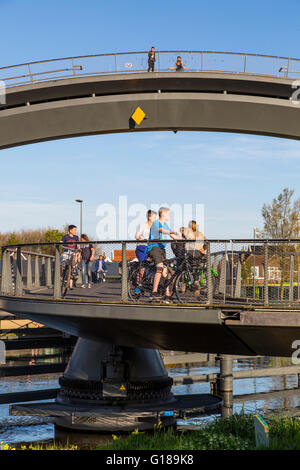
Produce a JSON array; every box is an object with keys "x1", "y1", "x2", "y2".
[{"x1": 169, "y1": 56, "x2": 187, "y2": 71}]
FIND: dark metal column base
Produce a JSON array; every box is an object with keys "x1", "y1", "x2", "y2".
[{"x1": 9, "y1": 337, "x2": 223, "y2": 431}]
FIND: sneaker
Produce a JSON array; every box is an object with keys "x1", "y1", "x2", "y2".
[
  {"x1": 149, "y1": 292, "x2": 162, "y2": 301},
  {"x1": 81, "y1": 285, "x2": 86, "y2": 288},
  {"x1": 88, "y1": 284, "x2": 91, "y2": 288},
  {"x1": 162, "y1": 295, "x2": 173, "y2": 304}
]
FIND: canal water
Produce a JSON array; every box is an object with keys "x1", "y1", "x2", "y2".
[{"x1": 0, "y1": 352, "x2": 299, "y2": 449}]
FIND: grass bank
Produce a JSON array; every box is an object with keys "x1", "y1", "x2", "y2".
[{"x1": 96, "y1": 414, "x2": 300, "y2": 451}]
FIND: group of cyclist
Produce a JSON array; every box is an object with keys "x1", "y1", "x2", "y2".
[
  {"x1": 135, "y1": 207, "x2": 206, "y2": 302},
  {"x1": 59, "y1": 208, "x2": 206, "y2": 300}
]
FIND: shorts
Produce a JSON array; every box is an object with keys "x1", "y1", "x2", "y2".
[
  {"x1": 136, "y1": 245, "x2": 148, "y2": 263},
  {"x1": 148, "y1": 246, "x2": 166, "y2": 266}
]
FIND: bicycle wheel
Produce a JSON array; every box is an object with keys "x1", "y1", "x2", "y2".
[
  {"x1": 174, "y1": 269, "x2": 200, "y2": 303},
  {"x1": 128, "y1": 265, "x2": 144, "y2": 301},
  {"x1": 62, "y1": 264, "x2": 71, "y2": 298}
]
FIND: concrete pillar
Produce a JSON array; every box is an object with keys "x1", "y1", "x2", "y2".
[{"x1": 218, "y1": 354, "x2": 233, "y2": 393}]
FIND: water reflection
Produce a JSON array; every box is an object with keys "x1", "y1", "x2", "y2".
[{"x1": 0, "y1": 353, "x2": 300, "y2": 447}]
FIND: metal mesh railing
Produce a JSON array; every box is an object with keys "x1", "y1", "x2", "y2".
[
  {"x1": 2, "y1": 239, "x2": 300, "y2": 308},
  {"x1": 1, "y1": 50, "x2": 300, "y2": 88}
]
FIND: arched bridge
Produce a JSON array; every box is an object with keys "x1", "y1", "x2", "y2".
[{"x1": 1, "y1": 50, "x2": 300, "y2": 149}]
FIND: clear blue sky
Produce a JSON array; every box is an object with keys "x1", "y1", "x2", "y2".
[{"x1": 1, "y1": 0, "x2": 300, "y2": 239}]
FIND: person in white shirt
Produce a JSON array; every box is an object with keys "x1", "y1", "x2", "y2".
[{"x1": 135, "y1": 209, "x2": 157, "y2": 283}]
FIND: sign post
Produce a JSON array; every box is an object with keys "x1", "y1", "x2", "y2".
[{"x1": 253, "y1": 415, "x2": 269, "y2": 448}]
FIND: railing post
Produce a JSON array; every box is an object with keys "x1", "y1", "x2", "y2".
[
  {"x1": 207, "y1": 241, "x2": 213, "y2": 304},
  {"x1": 243, "y1": 55, "x2": 247, "y2": 73},
  {"x1": 264, "y1": 242, "x2": 269, "y2": 307},
  {"x1": 15, "y1": 247, "x2": 23, "y2": 296},
  {"x1": 289, "y1": 254, "x2": 295, "y2": 302},
  {"x1": 234, "y1": 258, "x2": 242, "y2": 298},
  {"x1": 121, "y1": 242, "x2": 128, "y2": 301},
  {"x1": 158, "y1": 51, "x2": 160, "y2": 71},
  {"x1": 219, "y1": 254, "x2": 227, "y2": 296},
  {"x1": 26, "y1": 253, "x2": 33, "y2": 290},
  {"x1": 28, "y1": 63, "x2": 34, "y2": 83},
  {"x1": 46, "y1": 257, "x2": 52, "y2": 288},
  {"x1": 7, "y1": 251, "x2": 13, "y2": 294},
  {"x1": 34, "y1": 255, "x2": 40, "y2": 288},
  {"x1": 1, "y1": 247, "x2": 8, "y2": 294},
  {"x1": 53, "y1": 245, "x2": 61, "y2": 299},
  {"x1": 114, "y1": 54, "x2": 118, "y2": 73},
  {"x1": 286, "y1": 58, "x2": 290, "y2": 77}
]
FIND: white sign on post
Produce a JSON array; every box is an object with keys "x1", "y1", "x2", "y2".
[{"x1": 253, "y1": 414, "x2": 269, "y2": 448}]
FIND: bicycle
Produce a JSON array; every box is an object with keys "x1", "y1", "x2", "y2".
[
  {"x1": 128, "y1": 250, "x2": 218, "y2": 303},
  {"x1": 174, "y1": 252, "x2": 218, "y2": 303},
  {"x1": 60, "y1": 248, "x2": 80, "y2": 297}
]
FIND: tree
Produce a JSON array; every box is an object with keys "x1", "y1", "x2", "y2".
[
  {"x1": 260, "y1": 188, "x2": 300, "y2": 239},
  {"x1": 260, "y1": 188, "x2": 300, "y2": 299}
]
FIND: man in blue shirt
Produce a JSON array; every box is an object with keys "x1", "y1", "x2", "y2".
[{"x1": 147, "y1": 207, "x2": 181, "y2": 301}]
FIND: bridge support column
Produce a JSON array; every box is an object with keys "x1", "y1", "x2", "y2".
[
  {"x1": 13, "y1": 337, "x2": 221, "y2": 433},
  {"x1": 216, "y1": 354, "x2": 233, "y2": 393}
]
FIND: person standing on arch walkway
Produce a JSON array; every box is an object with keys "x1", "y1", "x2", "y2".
[{"x1": 147, "y1": 46, "x2": 156, "y2": 72}]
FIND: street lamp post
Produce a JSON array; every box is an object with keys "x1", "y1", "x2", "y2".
[{"x1": 75, "y1": 199, "x2": 83, "y2": 239}]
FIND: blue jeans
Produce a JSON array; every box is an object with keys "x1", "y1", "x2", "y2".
[{"x1": 81, "y1": 260, "x2": 92, "y2": 286}]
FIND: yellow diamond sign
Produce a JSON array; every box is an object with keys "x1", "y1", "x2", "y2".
[{"x1": 131, "y1": 106, "x2": 146, "y2": 125}]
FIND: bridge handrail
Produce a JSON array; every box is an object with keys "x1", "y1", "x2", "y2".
[
  {"x1": 1, "y1": 238, "x2": 300, "y2": 250},
  {"x1": 2, "y1": 238, "x2": 300, "y2": 306},
  {"x1": 1, "y1": 50, "x2": 300, "y2": 88}
]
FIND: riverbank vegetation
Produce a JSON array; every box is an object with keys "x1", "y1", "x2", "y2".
[{"x1": 96, "y1": 414, "x2": 300, "y2": 451}]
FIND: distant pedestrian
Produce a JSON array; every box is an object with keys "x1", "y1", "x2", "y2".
[
  {"x1": 95, "y1": 255, "x2": 107, "y2": 283},
  {"x1": 80, "y1": 234, "x2": 94, "y2": 288},
  {"x1": 148, "y1": 46, "x2": 156, "y2": 72},
  {"x1": 169, "y1": 56, "x2": 186, "y2": 71}
]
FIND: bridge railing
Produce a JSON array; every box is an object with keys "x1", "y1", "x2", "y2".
[
  {"x1": 1, "y1": 239, "x2": 300, "y2": 307},
  {"x1": 1, "y1": 50, "x2": 300, "y2": 88}
]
